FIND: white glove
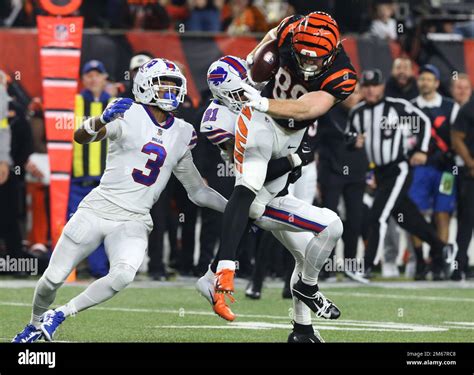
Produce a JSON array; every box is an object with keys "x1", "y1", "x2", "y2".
[
  {"x1": 241, "y1": 82, "x2": 269, "y2": 113},
  {"x1": 246, "y1": 53, "x2": 254, "y2": 67}
]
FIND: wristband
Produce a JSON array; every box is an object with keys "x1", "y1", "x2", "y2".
[{"x1": 82, "y1": 118, "x2": 98, "y2": 136}]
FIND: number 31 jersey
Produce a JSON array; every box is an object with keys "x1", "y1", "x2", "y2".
[
  {"x1": 261, "y1": 14, "x2": 357, "y2": 131},
  {"x1": 81, "y1": 102, "x2": 197, "y2": 218}
]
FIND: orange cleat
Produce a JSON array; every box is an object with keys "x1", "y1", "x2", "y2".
[
  {"x1": 213, "y1": 268, "x2": 236, "y2": 321},
  {"x1": 213, "y1": 293, "x2": 236, "y2": 321}
]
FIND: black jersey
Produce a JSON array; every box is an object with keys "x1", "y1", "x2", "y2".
[{"x1": 261, "y1": 15, "x2": 357, "y2": 131}]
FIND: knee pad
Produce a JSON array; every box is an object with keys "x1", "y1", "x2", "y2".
[
  {"x1": 326, "y1": 217, "x2": 344, "y2": 241},
  {"x1": 109, "y1": 263, "x2": 137, "y2": 292},
  {"x1": 36, "y1": 275, "x2": 62, "y2": 295}
]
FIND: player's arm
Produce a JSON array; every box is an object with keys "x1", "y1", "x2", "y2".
[
  {"x1": 265, "y1": 141, "x2": 314, "y2": 182},
  {"x1": 242, "y1": 82, "x2": 337, "y2": 121},
  {"x1": 173, "y1": 149, "x2": 228, "y2": 213},
  {"x1": 403, "y1": 100, "x2": 430, "y2": 166},
  {"x1": 266, "y1": 90, "x2": 337, "y2": 121},
  {"x1": 74, "y1": 98, "x2": 133, "y2": 144}
]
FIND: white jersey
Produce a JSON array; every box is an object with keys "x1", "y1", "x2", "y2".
[
  {"x1": 200, "y1": 100, "x2": 236, "y2": 146},
  {"x1": 79, "y1": 102, "x2": 197, "y2": 228}
]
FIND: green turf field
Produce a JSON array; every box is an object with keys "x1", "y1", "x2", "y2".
[{"x1": 1, "y1": 282, "x2": 473, "y2": 342}]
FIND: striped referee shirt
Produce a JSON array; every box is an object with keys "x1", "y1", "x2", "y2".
[{"x1": 347, "y1": 96, "x2": 431, "y2": 167}]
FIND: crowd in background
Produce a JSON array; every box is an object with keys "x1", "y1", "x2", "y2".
[{"x1": 1, "y1": 1, "x2": 474, "y2": 298}]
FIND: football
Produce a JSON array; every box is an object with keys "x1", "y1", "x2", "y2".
[{"x1": 249, "y1": 39, "x2": 279, "y2": 83}]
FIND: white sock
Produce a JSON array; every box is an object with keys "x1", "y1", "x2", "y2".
[
  {"x1": 60, "y1": 275, "x2": 118, "y2": 315},
  {"x1": 291, "y1": 263, "x2": 312, "y2": 325},
  {"x1": 217, "y1": 260, "x2": 236, "y2": 272},
  {"x1": 56, "y1": 303, "x2": 77, "y2": 318}
]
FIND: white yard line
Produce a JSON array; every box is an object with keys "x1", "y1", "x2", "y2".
[
  {"x1": 327, "y1": 291, "x2": 474, "y2": 303},
  {"x1": 1, "y1": 301, "x2": 472, "y2": 334}
]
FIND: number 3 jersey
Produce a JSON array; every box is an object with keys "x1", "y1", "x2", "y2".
[
  {"x1": 261, "y1": 14, "x2": 357, "y2": 131},
  {"x1": 79, "y1": 102, "x2": 197, "y2": 228}
]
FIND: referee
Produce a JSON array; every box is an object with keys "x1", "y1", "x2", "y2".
[{"x1": 346, "y1": 69, "x2": 454, "y2": 281}]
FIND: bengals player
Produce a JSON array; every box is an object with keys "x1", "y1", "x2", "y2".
[
  {"x1": 210, "y1": 12, "x2": 351, "y2": 325},
  {"x1": 245, "y1": 11, "x2": 357, "y2": 128}
]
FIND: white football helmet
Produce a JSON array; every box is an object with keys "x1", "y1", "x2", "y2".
[
  {"x1": 133, "y1": 58, "x2": 187, "y2": 112},
  {"x1": 207, "y1": 55, "x2": 249, "y2": 113}
]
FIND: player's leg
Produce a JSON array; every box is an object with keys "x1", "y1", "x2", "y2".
[
  {"x1": 255, "y1": 195, "x2": 343, "y2": 318},
  {"x1": 271, "y1": 231, "x2": 323, "y2": 343},
  {"x1": 210, "y1": 108, "x2": 275, "y2": 320},
  {"x1": 56, "y1": 220, "x2": 148, "y2": 318},
  {"x1": 12, "y1": 209, "x2": 104, "y2": 343},
  {"x1": 407, "y1": 165, "x2": 435, "y2": 278}
]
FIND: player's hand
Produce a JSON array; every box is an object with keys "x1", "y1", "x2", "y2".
[
  {"x1": 410, "y1": 151, "x2": 427, "y2": 166},
  {"x1": 0, "y1": 161, "x2": 10, "y2": 185},
  {"x1": 25, "y1": 158, "x2": 44, "y2": 180},
  {"x1": 288, "y1": 166, "x2": 302, "y2": 184},
  {"x1": 100, "y1": 97, "x2": 133, "y2": 124},
  {"x1": 355, "y1": 134, "x2": 365, "y2": 148},
  {"x1": 241, "y1": 82, "x2": 269, "y2": 112},
  {"x1": 296, "y1": 141, "x2": 314, "y2": 166}
]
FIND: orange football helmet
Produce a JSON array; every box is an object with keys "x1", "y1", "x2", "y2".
[{"x1": 291, "y1": 11, "x2": 341, "y2": 79}]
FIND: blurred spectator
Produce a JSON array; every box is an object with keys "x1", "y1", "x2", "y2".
[
  {"x1": 111, "y1": 52, "x2": 153, "y2": 99},
  {"x1": 450, "y1": 73, "x2": 473, "y2": 106},
  {"x1": 0, "y1": 0, "x2": 23, "y2": 27},
  {"x1": 451, "y1": 97, "x2": 474, "y2": 280},
  {"x1": 370, "y1": 1, "x2": 398, "y2": 40},
  {"x1": 70, "y1": 60, "x2": 112, "y2": 278},
  {"x1": 126, "y1": 0, "x2": 171, "y2": 29},
  {"x1": 409, "y1": 64, "x2": 459, "y2": 279},
  {"x1": 385, "y1": 57, "x2": 419, "y2": 100},
  {"x1": 186, "y1": 0, "x2": 223, "y2": 32},
  {"x1": 227, "y1": 0, "x2": 268, "y2": 34},
  {"x1": 0, "y1": 70, "x2": 33, "y2": 269}
]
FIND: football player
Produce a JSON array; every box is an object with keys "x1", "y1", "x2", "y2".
[
  {"x1": 12, "y1": 58, "x2": 228, "y2": 343},
  {"x1": 209, "y1": 12, "x2": 356, "y2": 321},
  {"x1": 196, "y1": 55, "x2": 342, "y2": 342}
]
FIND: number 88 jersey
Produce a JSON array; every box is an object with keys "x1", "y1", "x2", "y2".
[{"x1": 261, "y1": 14, "x2": 357, "y2": 131}]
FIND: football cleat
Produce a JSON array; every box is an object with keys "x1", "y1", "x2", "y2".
[
  {"x1": 196, "y1": 273, "x2": 215, "y2": 306},
  {"x1": 213, "y1": 268, "x2": 236, "y2": 321},
  {"x1": 443, "y1": 243, "x2": 458, "y2": 277},
  {"x1": 245, "y1": 282, "x2": 261, "y2": 300},
  {"x1": 40, "y1": 310, "x2": 65, "y2": 342},
  {"x1": 213, "y1": 293, "x2": 236, "y2": 321},
  {"x1": 345, "y1": 269, "x2": 371, "y2": 284},
  {"x1": 292, "y1": 276, "x2": 341, "y2": 319},
  {"x1": 12, "y1": 324, "x2": 43, "y2": 343},
  {"x1": 287, "y1": 324, "x2": 324, "y2": 343},
  {"x1": 414, "y1": 260, "x2": 427, "y2": 281}
]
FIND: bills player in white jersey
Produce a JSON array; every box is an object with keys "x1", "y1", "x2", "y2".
[
  {"x1": 196, "y1": 56, "x2": 342, "y2": 342},
  {"x1": 12, "y1": 58, "x2": 228, "y2": 343}
]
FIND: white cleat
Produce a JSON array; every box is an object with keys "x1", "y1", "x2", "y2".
[{"x1": 195, "y1": 273, "x2": 215, "y2": 306}]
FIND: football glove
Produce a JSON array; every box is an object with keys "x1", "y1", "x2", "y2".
[
  {"x1": 241, "y1": 82, "x2": 269, "y2": 112},
  {"x1": 100, "y1": 97, "x2": 133, "y2": 124}
]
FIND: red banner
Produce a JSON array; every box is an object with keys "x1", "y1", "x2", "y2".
[{"x1": 37, "y1": 16, "x2": 83, "y2": 253}]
